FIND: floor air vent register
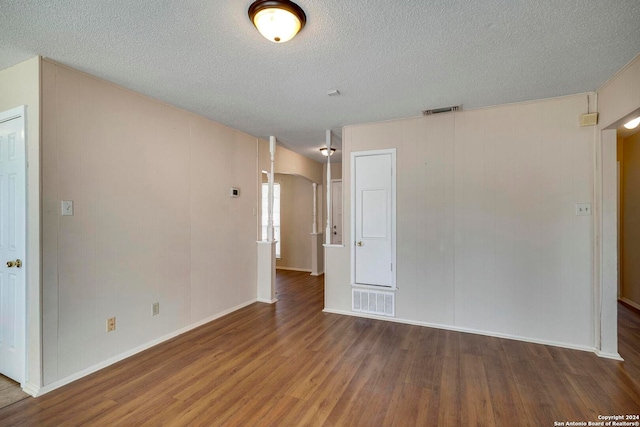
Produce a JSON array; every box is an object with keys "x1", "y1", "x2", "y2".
[{"x1": 352, "y1": 289, "x2": 395, "y2": 317}]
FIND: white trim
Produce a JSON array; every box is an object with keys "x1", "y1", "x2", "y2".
[
  {"x1": 350, "y1": 149, "x2": 397, "y2": 290},
  {"x1": 32, "y1": 298, "x2": 258, "y2": 397},
  {"x1": 595, "y1": 351, "x2": 624, "y2": 361},
  {"x1": 351, "y1": 283, "x2": 398, "y2": 292},
  {"x1": 256, "y1": 298, "x2": 278, "y2": 304},
  {"x1": 22, "y1": 382, "x2": 39, "y2": 397},
  {"x1": 323, "y1": 308, "x2": 600, "y2": 356},
  {"x1": 597, "y1": 128, "x2": 620, "y2": 357},
  {"x1": 310, "y1": 271, "x2": 324, "y2": 277},
  {"x1": 0, "y1": 105, "x2": 26, "y2": 123},
  {"x1": 275, "y1": 266, "x2": 312, "y2": 273},
  {"x1": 621, "y1": 297, "x2": 640, "y2": 312}
]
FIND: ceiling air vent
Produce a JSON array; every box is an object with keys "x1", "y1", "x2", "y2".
[{"x1": 422, "y1": 105, "x2": 462, "y2": 116}]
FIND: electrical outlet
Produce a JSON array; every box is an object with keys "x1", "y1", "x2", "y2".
[
  {"x1": 107, "y1": 317, "x2": 116, "y2": 332},
  {"x1": 61, "y1": 200, "x2": 74, "y2": 216},
  {"x1": 575, "y1": 203, "x2": 592, "y2": 216},
  {"x1": 152, "y1": 302, "x2": 160, "y2": 316}
]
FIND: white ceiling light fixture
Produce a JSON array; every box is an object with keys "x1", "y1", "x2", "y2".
[
  {"x1": 320, "y1": 147, "x2": 336, "y2": 156},
  {"x1": 248, "y1": 0, "x2": 306, "y2": 43},
  {"x1": 624, "y1": 117, "x2": 640, "y2": 130}
]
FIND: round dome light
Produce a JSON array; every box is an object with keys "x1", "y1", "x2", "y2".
[{"x1": 248, "y1": 0, "x2": 306, "y2": 43}]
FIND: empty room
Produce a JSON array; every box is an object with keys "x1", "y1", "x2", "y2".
[{"x1": 1, "y1": 1, "x2": 640, "y2": 425}]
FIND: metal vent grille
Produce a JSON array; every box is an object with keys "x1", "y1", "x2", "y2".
[
  {"x1": 422, "y1": 105, "x2": 461, "y2": 116},
  {"x1": 352, "y1": 289, "x2": 395, "y2": 317}
]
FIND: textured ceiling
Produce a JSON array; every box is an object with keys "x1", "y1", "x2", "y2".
[{"x1": 1, "y1": 0, "x2": 639, "y2": 163}]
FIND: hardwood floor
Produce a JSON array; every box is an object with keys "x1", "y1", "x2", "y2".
[
  {"x1": 0, "y1": 376, "x2": 28, "y2": 411},
  {"x1": 1, "y1": 270, "x2": 639, "y2": 426}
]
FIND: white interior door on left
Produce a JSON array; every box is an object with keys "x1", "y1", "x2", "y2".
[{"x1": 0, "y1": 107, "x2": 26, "y2": 384}]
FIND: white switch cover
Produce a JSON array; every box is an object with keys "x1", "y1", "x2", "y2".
[
  {"x1": 61, "y1": 200, "x2": 74, "y2": 216},
  {"x1": 575, "y1": 203, "x2": 591, "y2": 216}
]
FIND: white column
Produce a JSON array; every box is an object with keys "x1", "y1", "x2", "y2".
[
  {"x1": 267, "y1": 136, "x2": 276, "y2": 242},
  {"x1": 257, "y1": 136, "x2": 278, "y2": 304},
  {"x1": 312, "y1": 183, "x2": 318, "y2": 234},
  {"x1": 325, "y1": 130, "x2": 332, "y2": 245}
]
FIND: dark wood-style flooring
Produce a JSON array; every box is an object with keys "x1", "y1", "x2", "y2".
[{"x1": 1, "y1": 270, "x2": 639, "y2": 426}]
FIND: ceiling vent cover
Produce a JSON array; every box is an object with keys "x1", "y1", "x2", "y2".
[
  {"x1": 422, "y1": 105, "x2": 462, "y2": 116},
  {"x1": 352, "y1": 289, "x2": 395, "y2": 317}
]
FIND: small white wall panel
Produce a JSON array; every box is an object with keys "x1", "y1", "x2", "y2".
[{"x1": 361, "y1": 189, "x2": 387, "y2": 238}]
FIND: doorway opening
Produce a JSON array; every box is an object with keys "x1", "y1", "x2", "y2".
[
  {"x1": 617, "y1": 110, "x2": 640, "y2": 313},
  {"x1": 270, "y1": 173, "x2": 315, "y2": 273},
  {"x1": 599, "y1": 106, "x2": 640, "y2": 359}
]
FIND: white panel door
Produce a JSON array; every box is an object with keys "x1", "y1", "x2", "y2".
[
  {"x1": 353, "y1": 151, "x2": 395, "y2": 287},
  {"x1": 0, "y1": 109, "x2": 26, "y2": 384},
  {"x1": 331, "y1": 180, "x2": 342, "y2": 245}
]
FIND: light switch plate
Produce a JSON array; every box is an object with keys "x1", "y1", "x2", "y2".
[
  {"x1": 61, "y1": 200, "x2": 74, "y2": 216},
  {"x1": 575, "y1": 203, "x2": 591, "y2": 216}
]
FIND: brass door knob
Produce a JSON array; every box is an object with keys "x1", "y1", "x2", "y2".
[
  {"x1": 357, "y1": 241, "x2": 363, "y2": 247},
  {"x1": 6, "y1": 259, "x2": 21, "y2": 268}
]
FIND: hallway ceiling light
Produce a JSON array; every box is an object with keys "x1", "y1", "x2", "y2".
[
  {"x1": 248, "y1": 0, "x2": 306, "y2": 43},
  {"x1": 624, "y1": 116, "x2": 640, "y2": 130},
  {"x1": 320, "y1": 147, "x2": 336, "y2": 156}
]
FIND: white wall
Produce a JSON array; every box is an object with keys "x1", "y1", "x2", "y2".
[
  {"x1": 0, "y1": 56, "x2": 41, "y2": 391},
  {"x1": 326, "y1": 94, "x2": 596, "y2": 350},
  {"x1": 41, "y1": 60, "x2": 258, "y2": 387}
]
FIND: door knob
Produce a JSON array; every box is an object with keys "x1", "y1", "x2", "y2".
[
  {"x1": 6, "y1": 259, "x2": 21, "y2": 268},
  {"x1": 357, "y1": 241, "x2": 363, "y2": 247}
]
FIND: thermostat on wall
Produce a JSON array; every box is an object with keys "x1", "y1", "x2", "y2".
[{"x1": 230, "y1": 187, "x2": 240, "y2": 198}]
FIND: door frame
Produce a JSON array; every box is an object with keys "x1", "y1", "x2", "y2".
[
  {"x1": 350, "y1": 149, "x2": 397, "y2": 289},
  {"x1": 596, "y1": 107, "x2": 640, "y2": 360},
  {"x1": 330, "y1": 178, "x2": 342, "y2": 245},
  {"x1": 0, "y1": 105, "x2": 28, "y2": 385}
]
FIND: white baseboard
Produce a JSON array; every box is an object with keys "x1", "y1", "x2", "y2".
[
  {"x1": 34, "y1": 298, "x2": 257, "y2": 397},
  {"x1": 322, "y1": 308, "x2": 598, "y2": 356},
  {"x1": 276, "y1": 267, "x2": 312, "y2": 273},
  {"x1": 22, "y1": 382, "x2": 40, "y2": 397},
  {"x1": 621, "y1": 297, "x2": 640, "y2": 312},
  {"x1": 596, "y1": 351, "x2": 624, "y2": 361},
  {"x1": 256, "y1": 298, "x2": 278, "y2": 304},
  {"x1": 310, "y1": 271, "x2": 324, "y2": 276}
]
